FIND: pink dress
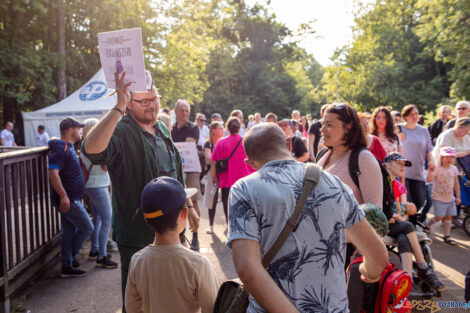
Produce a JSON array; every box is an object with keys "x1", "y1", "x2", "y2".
[
  {"x1": 211, "y1": 134, "x2": 255, "y2": 188},
  {"x1": 431, "y1": 165, "x2": 459, "y2": 203}
]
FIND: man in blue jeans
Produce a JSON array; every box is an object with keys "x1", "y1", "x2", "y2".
[{"x1": 49, "y1": 117, "x2": 94, "y2": 277}]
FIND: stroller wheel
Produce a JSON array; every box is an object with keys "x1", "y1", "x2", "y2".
[{"x1": 464, "y1": 216, "x2": 470, "y2": 236}]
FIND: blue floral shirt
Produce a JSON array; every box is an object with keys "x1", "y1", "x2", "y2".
[{"x1": 227, "y1": 160, "x2": 364, "y2": 313}]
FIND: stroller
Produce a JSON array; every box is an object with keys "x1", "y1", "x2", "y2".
[
  {"x1": 383, "y1": 222, "x2": 438, "y2": 297},
  {"x1": 457, "y1": 156, "x2": 470, "y2": 236}
]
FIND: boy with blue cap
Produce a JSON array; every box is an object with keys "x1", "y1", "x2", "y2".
[{"x1": 125, "y1": 177, "x2": 218, "y2": 313}]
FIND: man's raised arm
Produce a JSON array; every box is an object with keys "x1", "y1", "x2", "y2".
[{"x1": 84, "y1": 71, "x2": 130, "y2": 154}]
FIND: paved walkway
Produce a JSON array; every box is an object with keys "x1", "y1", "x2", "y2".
[{"x1": 13, "y1": 202, "x2": 470, "y2": 313}]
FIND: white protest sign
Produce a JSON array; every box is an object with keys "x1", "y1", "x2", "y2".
[
  {"x1": 174, "y1": 142, "x2": 202, "y2": 173},
  {"x1": 97, "y1": 28, "x2": 147, "y2": 92}
]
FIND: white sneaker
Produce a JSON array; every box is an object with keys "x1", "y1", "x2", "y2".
[{"x1": 206, "y1": 226, "x2": 213, "y2": 234}]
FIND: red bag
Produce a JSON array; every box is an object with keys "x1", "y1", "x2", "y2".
[{"x1": 348, "y1": 256, "x2": 412, "y2": 313}]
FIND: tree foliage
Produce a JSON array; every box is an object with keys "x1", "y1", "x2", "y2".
[
  {"x1": 322, "y1": 0, "x2": 468, "y2": 113},
  {"x1": 325, "y1": 0, "x2": 450, "y2": 112},
  {"x1": 416, "y1": 0, "x2": 470, "y2": 98},
  {"x1": 1, "y1": 0, "x2": 467, "y2": 135}
]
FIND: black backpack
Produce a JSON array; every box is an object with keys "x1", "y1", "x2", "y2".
[{"x1": 316, "y1": 147, "x2": 394, "y2": 220}]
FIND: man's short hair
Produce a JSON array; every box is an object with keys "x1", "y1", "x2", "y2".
[
  {"x1": 456, "y1": 101, "x2": 469, "y2": 109},
  {"x1": 456, "y1": 117, "x2": 470, "y2": 128},
  {"x1": 265, "y1": 112, "x2": 277, "y2": 122},
  {"x1": 38, "y1": 125, "x2": 45, "y2": 131},
  {"x1": 244, "y1": 123, "x2": 287, "y2": 163},
  {"x1": 196, "y1": 113, "x2": 206, "y2": 121},
  {"x1": 211, "y1": 113, "x2": 222, "y2": 120},
  {"x1": 174, "y1": 99, "x2": 190, "y2": 111}
]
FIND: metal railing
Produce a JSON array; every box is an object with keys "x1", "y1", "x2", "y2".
[{"x1": 0, "y1": 147, "x2": 60, "y2": 313}]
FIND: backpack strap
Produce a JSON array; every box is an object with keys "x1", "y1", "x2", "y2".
[
  {"x1": 346, "y1": 255, "x2": 364, "y2": 277},
  {"x1": 315, "y1": 147, "x2": 329, "y2": 163},
  {"x1": 262, "y1": 163, "x2": 322, "y2": 268},
  {"x1": 227, "y1": 137, "x2": 243, "y2": 161},
  {"x1": 348, "y1": 147, "x2": 367, "y2": 189}
]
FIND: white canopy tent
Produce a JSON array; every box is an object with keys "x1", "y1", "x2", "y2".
[{"x1": 22, "y1": 69, "x2": 116, "y2": 146}]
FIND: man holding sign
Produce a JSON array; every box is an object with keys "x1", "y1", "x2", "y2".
[
  {"x1": 171, "y1": 99, "x2": 202, "y2": 251},
  {"x1": 82, "y1": 72, "x2": 199, "y2": 312}
]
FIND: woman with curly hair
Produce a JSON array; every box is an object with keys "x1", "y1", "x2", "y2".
[{"x1": 371, "y1": 106, "x2": 402, "y2": 155}]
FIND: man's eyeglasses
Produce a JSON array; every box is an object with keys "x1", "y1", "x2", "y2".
[
  {"x1": 457, "y1": 107, "x2": 468, "y2": 110},
  {"x1": 131, "y1": 96, "x2": 161, "y2": 107}
]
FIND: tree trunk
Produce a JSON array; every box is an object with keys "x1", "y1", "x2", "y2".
[{"x1": 57, "y1": 0, "x2": 66, "y2": 100}]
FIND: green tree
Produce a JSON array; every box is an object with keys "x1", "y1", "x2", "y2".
[
  {"x1": 202, "y1": 2, "x2": 319, "y2": 118},
  {"x1": 416, "y1": 0, "x2": 470, "y2": 99},
  {"x1": 0, "y1": 0, "x2": 161, "y2": 128},
  {"x1": 326, "y1": 0, "x2": 450, "y2": 112}
]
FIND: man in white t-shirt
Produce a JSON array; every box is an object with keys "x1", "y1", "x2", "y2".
[
  {"x1": 0, "y1": 121, "x2": 16, "y2": 147},
  {"x1": 433, "y1": 117, "x2": 470, "y2": 164},
  {"x1": 36, "y1": 125, "x2": 50, "y2": 146},
  {"x1": 195, "y1": 113, "x2": 209, "y2": 147},
  {"x1": 247, "y1": 112, "x2": 262, "y2": 129}
]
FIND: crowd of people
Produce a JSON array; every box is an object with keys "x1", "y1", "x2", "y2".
[{"x1": 3, "y1": 68, "x2": 469, "y2": 313}]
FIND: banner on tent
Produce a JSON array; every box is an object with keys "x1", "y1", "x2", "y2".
[{"x1": 45, "y1": 110, "x2": 108, "y2": 117}]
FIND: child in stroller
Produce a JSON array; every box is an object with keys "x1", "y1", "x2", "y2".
[{"x1": 382, "y1": 153, "x2": 444, "y2": 290}]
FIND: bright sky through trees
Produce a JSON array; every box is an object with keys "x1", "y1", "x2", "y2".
[{"x1": 246, "y1": 0, "x2": 374, "y2": 65}]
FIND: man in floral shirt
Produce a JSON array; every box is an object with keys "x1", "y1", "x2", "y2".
[{"x1": 227, "y1": 123, "x2": 388, "y2": 313}]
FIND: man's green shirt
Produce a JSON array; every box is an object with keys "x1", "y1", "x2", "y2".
[{"x1": 82, "y1": 115, "x2": 184, "y2": 248}]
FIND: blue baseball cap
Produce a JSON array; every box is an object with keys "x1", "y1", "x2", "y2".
[{"x1": 140, "y1": 177, "x2": 196, "y2": 220}]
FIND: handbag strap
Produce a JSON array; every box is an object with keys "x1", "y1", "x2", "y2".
[
  {"x1": 227, "y1": 137, "x2": 243, "y2": 161},
  {"x1": 261, "y1": 163, "x2": 322, "y2": 268}
]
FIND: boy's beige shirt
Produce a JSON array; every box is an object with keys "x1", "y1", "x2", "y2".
[{"x1": 125, "y1": 244, "x2": 218, "y2": 313}]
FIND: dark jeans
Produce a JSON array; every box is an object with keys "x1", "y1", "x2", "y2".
[
  {"x1": 118, "y1": 243, "x2": 143, "y2": 313},
  {"x1": 419, "y1": 183, "x2": 433, "y2": 222},
  {"x1": 388, "y1": 220, "x2": 415, "y2": 254},
  {"x1": 208, "y1": 187, "x2": 219, "y2": 226},
  {"x1": 221, "y1": 187, "x2": 230, "y2": 224},
  {"x1": 405, "y1": 178, "x2": 426, "y2": 211}
]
